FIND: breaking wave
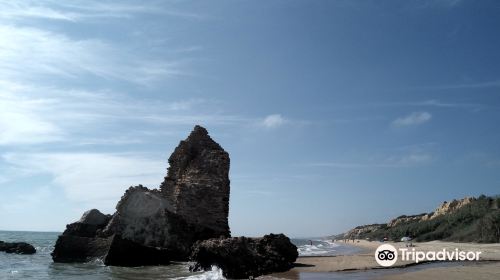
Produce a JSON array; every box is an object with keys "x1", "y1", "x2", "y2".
[{"x1": 181, "y1": 266, "x2": 225, "y2": 280}]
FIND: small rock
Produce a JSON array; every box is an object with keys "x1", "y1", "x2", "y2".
[{"x1": 0, "y1": 241, "x2": 36, "y2": 254}]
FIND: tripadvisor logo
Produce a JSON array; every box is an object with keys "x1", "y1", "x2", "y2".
[
  {"x1": 375, "y1": 244, "x2": 482, "y2": 267},
  {"x1": 375, "y1": 244, "x2": 398, "y2": 267}
]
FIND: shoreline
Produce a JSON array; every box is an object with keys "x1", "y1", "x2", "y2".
[{"x1": 265, "y1": 240, "x2": 500, "y2": 279}]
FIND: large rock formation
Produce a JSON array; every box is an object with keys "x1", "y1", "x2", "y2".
[
  {"x1": 52, "y1": 125, "x2": 296, "y2": 277},
  {"x1": 52, "y1": 126, "x2": 232, "y2": 265},
  {"x1": 190, "y1": 234, "x2": 298, "y2": 279},
  {"x1": 160, "y1": 125, "x2": 230, "y2": 237},
  {"x1": 0, "y1": 241, "x2": 36, "y2": 254}
]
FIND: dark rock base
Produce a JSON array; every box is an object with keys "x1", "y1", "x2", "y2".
[
  {"x1": 104, "y1": 235, "x2": 170, "y2": 266},
  {"x1": 51, "y1": 235, "x2": 170, "y2": 266}
]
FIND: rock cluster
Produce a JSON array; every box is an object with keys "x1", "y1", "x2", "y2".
[
  {"x1": 0, "y1": 241, "x2": 36, "y2": 254},
  {"x1": 52, "y1": 125, "x2": 295, "y2": 277},
  {"x1": 190, "y1": 234, "x2": 298, "y2": 279},
  {"x1": 52, "y1": 126, "x2": 231, "y2": 265}
]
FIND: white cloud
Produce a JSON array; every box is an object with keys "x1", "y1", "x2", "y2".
[
  {"x1": 261, "y1": 114, "x2": 286, "y2": 128},
  {"x1": 0, "y1": 1, "x2": 205, "y2": 22},
  {"x1": 0, "y1": 25, "x2": 185, "y2": 86},
  {"x1": 0, "y1": 88, "x2": 63, "y2": 145},
  {"x1": 392, "y1": 112, "x2": 432, "y2": 127},
  {"x1": 0, "y1": 2, "x2": 79, "y2": 21},
  {"x1": 3, "y1": 152, "x2": 166, "y2": 211},
  {"x1": 0, "y1": 80, "x2": 261, "y2": 146}
]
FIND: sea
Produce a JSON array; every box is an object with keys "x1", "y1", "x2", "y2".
[{"x1": 0, "y1": 231, "x2": 362, "y2": 279}]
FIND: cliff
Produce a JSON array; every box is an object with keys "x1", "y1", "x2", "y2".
[{"x1": 340, "y1": 195, "x2": 500, "y2": 243}]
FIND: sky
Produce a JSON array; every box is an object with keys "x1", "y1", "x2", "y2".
[{"x1": 0, "y1": 0, "x2": 499, "y2": 237}]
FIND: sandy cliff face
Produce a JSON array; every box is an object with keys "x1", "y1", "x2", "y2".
[
  {"x1": 343, "y1": 197, "x2": 479, "y2": 239},
  {"x1": 421, "y1": 197, "x2": 476, "y2": 221},
  {"x1": 388, "y1": 214, "x2": 429, "y2": 227},
  {"x1": 344, "y1": 224, "x2": 384, "y2": 238}
]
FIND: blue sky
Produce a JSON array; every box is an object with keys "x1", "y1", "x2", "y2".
[{"x1": 0, "y1": 0, "x2": 499, "y2": 237}]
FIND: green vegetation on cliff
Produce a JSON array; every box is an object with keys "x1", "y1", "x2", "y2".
[{"x1": 347, "y1": 195, "x2": 500, "y2": 243}]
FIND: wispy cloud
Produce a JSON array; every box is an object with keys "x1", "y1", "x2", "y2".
[
  {"x1": 0, "y1": 25, "x2": 185, "y2": 86},
  {"x1": 335, "y1": 99, "x2": 484, "y2": 113},
  {"x1": 410, "y1": 80, "x2": 500, "y2": 91},
  {"x1": 261, "y1": 114, "x2": 286, "y2": 128},
  {"x1": 307, "y1": 153, "x2": 433, "y2": 169},
  {"x1": 405, "y1": 0, "x2": 463, "y2": 10},
  {"x1": 0, "y1": 79, "x2": 278, "y2": 146},
  {"x1": 0, "y1": 1, "x2": 205, "y2": 22},
  {"x1": 392, "y1": 112, "x2": 432, "y2": 127},
  {"x1": 2, "y1": 152, "x2": 165, "y2": 211},
  {"x1": 0, "y1": 87, "x2": 63, "y2": 145},
  {"x1": 415, "y1": 100, "x2": 482, "y2": 111}
]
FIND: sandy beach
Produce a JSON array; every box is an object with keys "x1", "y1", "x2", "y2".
[{"x1": 265, "y1": 240, "x2": 500, "y2": 279}]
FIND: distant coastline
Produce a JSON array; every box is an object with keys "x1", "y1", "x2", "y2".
[{"x1": 333, "y1": 195, "x2": 500, "y2": 244}]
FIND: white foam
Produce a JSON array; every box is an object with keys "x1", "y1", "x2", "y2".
[
  {"x1": 182, "y1": 266, "x2": 225, "y2": 280},
  {"x1": 297, "y1": 239, "x2": 339, "y2": 256}
]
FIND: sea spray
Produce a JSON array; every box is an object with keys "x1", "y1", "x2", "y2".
[{"x1": 183, "y1": 266, "x2": 225, "y2": 280}]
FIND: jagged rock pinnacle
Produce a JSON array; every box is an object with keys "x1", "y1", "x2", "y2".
[{"x1": 160, "y1": 125, "x2": 230, "y2": 237}]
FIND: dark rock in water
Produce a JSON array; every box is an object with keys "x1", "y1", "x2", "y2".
[
  {"x1": 104, "y1": 235, "x2": 170, "y2": 266},
  {"x1": 52, "y1": 208, "x2": 113, "y2": 262},
  {"x1": 160, "y1": 125, "x2": 231, "y2": 238},
  {"x1": 52, "y1": 235, "x2": 112, "y2": 263},
  {"x1": 190, "y1": 233, "x2": 298, "y2": 279},
  {"x1": 53, "y1": 126, "x2": 232, "y2": 266},
  {"x1": 0, "y1": 241, "x2": 36, "y2": 254},
  {"x1": 52, "y1": 234, "x2": 170, "y2": 266}
]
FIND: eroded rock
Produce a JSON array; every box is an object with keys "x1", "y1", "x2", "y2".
[
  {"x1": 190, "y1": 234, "x2": 298, "y2": 279},
  {"x1": 52, "y1": 235, "x2": 112, "y2": 263},
  {"x1": 102, "y1": 185, "x2": 222, "y2": 259},
  {"x1": 52, "y1": 125, "x2": 296, "y2": 273},
  {"x1": 79, "y1": 209, "x2": 111, "y2": 226},
  {"x1": 160, "y1": 125, "x2": 230, "y2": 237},
  {"x1": 53, "y1": 126, "x2": 232, "y2": 265}
]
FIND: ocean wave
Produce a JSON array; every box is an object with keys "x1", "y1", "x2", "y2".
[
  {"x1": 296, "y1": 239, "x2": 340, "y2": 256},
  {"x1": 180, "y1": 266, "x2": 225, "y2": 280},
  {"x1": 34, "y1": 246, "x2": 55, "y2": 253}
]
